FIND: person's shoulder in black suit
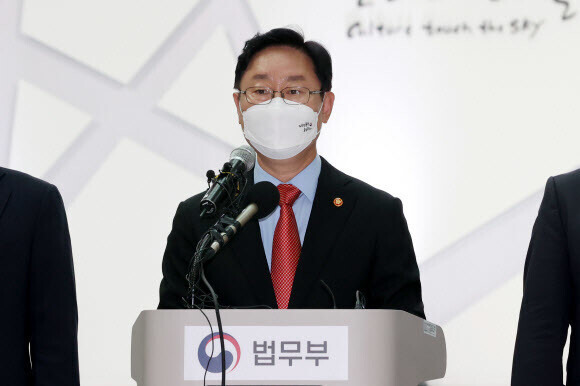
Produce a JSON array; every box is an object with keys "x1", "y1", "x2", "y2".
[
  {"x1": 1, "y1": 166, "x2": 54, "y2": 199},
  {"x1": 340, "y1": 168, "x2": 405, "y2": 215},
  {"x1": 552, "y1": 167, "x2": 580, "y2": 209},
  {"x1": 554, "y1": 166, "x2": 580, "y2": 184}
]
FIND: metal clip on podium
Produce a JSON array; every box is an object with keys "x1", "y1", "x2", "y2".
[{"x1": 131, "y1": 309, "x2": 446, "y2": 386}]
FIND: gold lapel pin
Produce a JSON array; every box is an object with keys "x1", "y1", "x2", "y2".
[{"x1": 333, "y1": 197, "x2": 343, "y2": 207}]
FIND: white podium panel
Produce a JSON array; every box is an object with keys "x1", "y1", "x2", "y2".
[{"x1": 131, "y1": 309, "x2": 446, "y2": 386}]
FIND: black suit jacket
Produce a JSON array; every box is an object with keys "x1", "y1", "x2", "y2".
[
  {"x1": 159, "y1": 157, "x2": 424, "y2": 317},
  {"x1": 0, "y1": 168, "x2": 79, "y2": 386},
  {"x1": 512, "y1": 169, "x2": 580, "y2": 386}
]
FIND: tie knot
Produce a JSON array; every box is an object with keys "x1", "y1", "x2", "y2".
[{"x1": 277, "y1": 184, "x2": 301, "y2": 206}]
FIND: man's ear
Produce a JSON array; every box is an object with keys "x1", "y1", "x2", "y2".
[
  {"x1": 320, "y1": 91, "x2": 335, "y2": 124},
  {"x1": 233, "y1": 92, "x2": 243, "y2": 126}
]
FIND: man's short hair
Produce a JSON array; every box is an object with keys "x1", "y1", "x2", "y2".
[{"x1": 234, "y1": 27, "x2": 333, "y2": 92}]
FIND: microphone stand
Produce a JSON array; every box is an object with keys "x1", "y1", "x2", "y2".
[
  {"x1": 186, "y1": 180, "x2": 277, "y2": 386},
  {"x1": 187, "y1": 211, "x2": 241, "y2": 386}
]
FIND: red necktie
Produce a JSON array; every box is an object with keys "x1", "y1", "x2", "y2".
[{"x1": 271, "y1": 184, "x2": 302, "y2": 309}]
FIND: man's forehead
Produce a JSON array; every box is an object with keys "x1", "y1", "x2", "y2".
[{"x1": 242, "y1": 46, "x2": 318, "y2": 84}]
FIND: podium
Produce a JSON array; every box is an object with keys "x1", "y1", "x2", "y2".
[{"x1": 131, "y1": 309, "x2": 446, "y2": 386}]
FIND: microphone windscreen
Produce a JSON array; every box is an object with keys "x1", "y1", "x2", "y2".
[
  {"x1": 244, "y1": 181, "x2": 280, "y2": 219},
  {"x1": 230, "y1": 145, "x2": 256, "y2": 171}
]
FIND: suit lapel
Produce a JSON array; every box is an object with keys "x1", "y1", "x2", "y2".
[
  {"x1": 0, "y1": 170, "x2": 11, "y2": 220},
  {"x1": 289, "y1": 158, "x2": 357, "y2": 308},
  {"x1": 230, "y1": 218, "x2": 277, "y2": 308}
]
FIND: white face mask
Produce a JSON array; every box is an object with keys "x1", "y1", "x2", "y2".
[{"x1": 241, "y1": 96, "x2": 325, "y2": 160}]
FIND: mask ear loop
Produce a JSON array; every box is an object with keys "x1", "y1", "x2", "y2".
[
  {"x1": 238, "y1": 93, "x2": 248, "y2": 137},
  {"x1": 313, "y1": 93, "x2": 326, "y2": 137},
  {"x1": 317, "y1": 93, "x2": 326, "y2": 115},
  {"x1": 237, "y1": 93, "x2": 244, "y2": 116}
]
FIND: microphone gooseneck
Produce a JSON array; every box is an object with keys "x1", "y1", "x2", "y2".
[{"x1": 320, "y1": 280, "x2": 337, "y2": 309}]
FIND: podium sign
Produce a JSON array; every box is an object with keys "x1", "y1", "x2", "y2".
[
  {"x1": 184, "y1": 325, "x2": 348, "y2": 381},
  {"x1": 132, "y1": 309, "x2": 446, "y2": 386}
]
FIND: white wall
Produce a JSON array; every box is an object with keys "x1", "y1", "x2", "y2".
[{"x1": 1, "y1": 0, "x2": 579, "y2": 384}]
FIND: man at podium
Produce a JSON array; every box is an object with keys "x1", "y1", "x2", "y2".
[{"x1": 158, "y1": 28, "x2": 424, "y2": 318}]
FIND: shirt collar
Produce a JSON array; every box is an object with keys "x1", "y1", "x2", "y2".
[{"x1": 253, "y1": 154, "x2": 322, "y2": 203}]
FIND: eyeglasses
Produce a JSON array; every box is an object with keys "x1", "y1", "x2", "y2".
[{"x1": 237, "y1": 86, "x2": 324, "y2": 105}]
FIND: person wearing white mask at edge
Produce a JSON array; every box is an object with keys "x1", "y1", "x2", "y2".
[{"x1": 158, "y1": 27, "x2": 425, "y2": 318}]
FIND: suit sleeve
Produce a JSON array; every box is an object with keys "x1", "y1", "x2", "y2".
[
  {"x1": 512, "y1": 177, "x2": 572, "y2": 386},
  {"x1": 158, "y1": 202, "x2": 197, "y2": 309},
  {"x1": 29, "y1": 185, "x2": 79, "y2": 386},
  {"x1": 368, "y1": 197, "x2": 425, "y2": 319}
]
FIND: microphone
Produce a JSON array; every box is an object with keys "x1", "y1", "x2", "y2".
[
  {"x1": 204, "y1": 181, "x2": 279, "y2": 258},
  {"x1": 355, "y1": 290, "x2": 366, "y2": 309},
  {"x1": 200, "y1": 145, "x2": 256, "y2": 218}
]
